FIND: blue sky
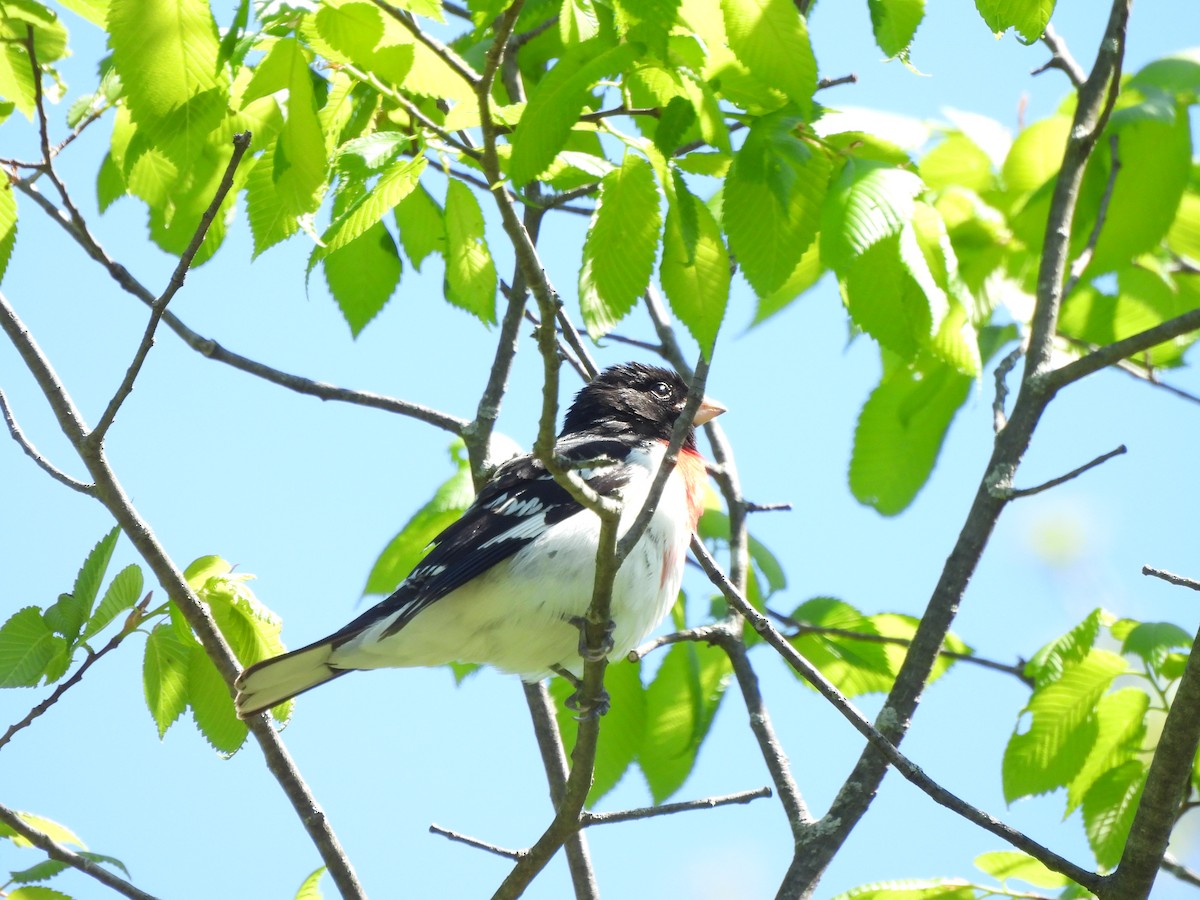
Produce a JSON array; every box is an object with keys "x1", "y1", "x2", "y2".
[{"x1": 2, "y1": 1, "x2": 1199, "y2": 898}]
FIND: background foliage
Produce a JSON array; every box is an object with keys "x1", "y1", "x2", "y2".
[{"x1": 1, "y1": 0, "x2": 1200, "y2": 897}]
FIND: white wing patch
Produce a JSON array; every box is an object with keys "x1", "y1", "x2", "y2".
[{"x1": 479, "y1": 510, "x2": 551, "y2": 548}]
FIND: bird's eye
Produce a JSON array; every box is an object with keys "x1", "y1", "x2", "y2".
[{"x1": 650, "y1": 381, "x2": 672, "y2": 399}]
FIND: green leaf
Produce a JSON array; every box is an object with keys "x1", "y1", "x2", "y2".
[
  {"x1": 0, "y1": 811, "x2": 85, "y2": 848},
  {"x1": 697, "y1": 509, "x2": 786, "y2": 596},
  {"x1": 1, "y1": 1, "x2": 68, "y2": 64},
  {"x1": 245, "y1": 147, "x2": 299, "y2": 257},
  {"x1": 311, "y1": 1, "x2": 417, "y2": 87},
  {"x1": 443, "y1": 180, "x2": 497, "y2": 323},
  {"x1": 394, "y1": 183, "x2": 446, "y2": 269},
  {"x1": 660, "y1": 181, "x2": 729, "y2": 358},
  {"x1": 143, "y1": 622, "x2": 192, "y2": 738},
  {"x1": 184, "y1": 555, "x2": 232, "y2": 592},
  {"x1": 1086, "y1": 99, "x2": 1192, "y2": 275},
  {"x1": 551, "y1": 658, "x2": 647, "y2": 802},
  {"x1": 720, "y1": 0, "x2": 817, "y2": 115},
  {"x1": 295, "y1": 867, "x2": 326, "y2": 900},
  {"x1": 1059, "y1": 267, "x2": 1193, "y2": 368},
  {"x1": 42, "y1": 592, "x2": 86, "y2": 645},
  {"x1": 1025, "y1": 608, "x2": 1111, "y2": 688},
  {"x1": 200, "y1": 572, "x2": 288, "y2": 671},
  {"x1": 508, "y1": 39, "x2": 638, "y2": 185},
  {"x1": 365, "y1": 441, "x2": 475, "y2": 595},
  {"x1": 107, "y1": 0, "x2": 227, "y2": 163},
  {"x1": 638, "y1": 641, "x2": 731, "y2": 802},
  {"x1": 9, "y1": 886, "x2": 73, "y2": 900},
  {"x1": 0, "y1": 608, "x2": 65, "y2": 687},
  {"x1": 752, "y1": 239, "x2": 823, "y2": 325},
  {"x1": 0, "y1": 181, "x2": 15, "y2": 284},
  {"x1": 71, "y1": 526, "x2": 120, "y2": 627},
  {"x1": 725, "y1": 114, "x2": 831, "y2": 296},
  {"x1": 320, "y1": 156, "x2": 426, "y2": 257},
  {"x1": 921, "y1": 133, "x2": 996, "y2": 194},
  {"x1": 829, "y1": 879, "x2": 976, "y2": 899},
  {"x1": 973, "y1": 0, "x2": 1055, "y2": 42},
  {"x1": 849, "y1": 358, "x2": 972, "y2": 515},
  {"x1": 786, "y1": 598, "x2": 896, "y2": 697},
  {"x1": 1003, "y1": 649, "x2": 1127, "y2": 802},
  {"x1": 1120, "y1": 621, "x2": 1192, "y2": 673},
  {"x1": 1083, "y1": 760, "x2": 1146, "y2": 868},
  {"x1": 188, "y1": 647, "x2": 247, "y2": 755},
  {"x1": 1066, "y1": 686, "x2": 1148, "y2": 814},
  {"x1": 821, "y1": 161, "x2": 925, "y2": 271},
  {"x1": 973, "y1": 851, "x2": 1070, "y2": 888},
  {"x1": 243, "y1": 38, "x2": 327, "y2": 216},
  {"x1": 580, "y1": 152, "x2": 662, "y2": 338},
  {"x1": 868, "y1": 0, "x2": 925, "y2": 60},
  {"x1": 323, "y1": 220, "x2": 403, "y2": 337},
  {"x1": 842, "y1": 233, "x2": 934, "y2": 361},
  {"x1": 560, "y1": 0, "x2": 599, "y2": 43},
  {"x1": 9, "y1": 858, "x2": 71, "y2": 884}
]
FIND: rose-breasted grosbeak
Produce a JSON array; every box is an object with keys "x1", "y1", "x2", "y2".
[{"x1": 234, "y1": 363, "x2": 724, "y2": 718}]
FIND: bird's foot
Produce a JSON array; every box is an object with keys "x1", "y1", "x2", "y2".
[
  {"x1": 550, "y1": 664, "x2": 611, "y2": 719},
  {"x1": 568, "y1": 615, "x2": 615, "y2": 663}
]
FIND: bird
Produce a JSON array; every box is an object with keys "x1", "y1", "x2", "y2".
[{"x1": 234, "y1": 362, "x2": 725, "y2": 718}]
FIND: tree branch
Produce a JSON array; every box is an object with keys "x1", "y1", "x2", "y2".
[
  {"x1": 580, "y1": 786, "x2": 772, "y2": 826},
  {"x1": 1106, "y1": 610, "x2": 1200, "y2": 896},
  {"x1": 691, "y1": 540, "x2": 1103, "y2": 892},
  {"x1": 370, "y1": 0, "x2": 481, "y2": 86},
  {"x1": 0, "y1": 802, "x2": 160, "y2": 900},
  {"x1": 521, "y1": 682, "x2": 599, "y2": 900},
  {"x1": 91, "y1": 133, "x2": 252, "y2": 443},
  {"x1": 429, "y1": 824, "x2": 522, "y2": 860},
  {"x1": 14, "y1": 181, "x2": 467, "y2": 435},
  {"x1": 0, "y1": 388, "x2": 94, "y2": 495},
  {"x1": 1035, "y1": 24, "x2": 1087, "y2": 88},
  {"x1": 999, "y1": 444, "x2": 1127, "y2": 500},
  {"x1": 1143, "y1": 566, "x2": 1200, "y2": 592},
  {"x1": 1048, "y1": 308, "x2": 1200, "y2": 390},
  {"x1": 778, "y1": 4, "x2": 1133, "y2": 891},
  {"x1": 0, "y1": 298, "x2": 367, "y2": 898}
]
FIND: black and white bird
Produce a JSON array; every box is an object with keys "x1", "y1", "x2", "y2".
[{"x1": 234, "y1": 363, "x2": 724, "y2": 718}]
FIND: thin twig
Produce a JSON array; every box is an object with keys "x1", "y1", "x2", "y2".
[
  {"x1": 1035, "y1": 24, "x2": 1087, "y2": 88},
  {"x1": 91, "y1": 132, "x2": 252, "y2": 443},
  {"x1": 0, "y1": 802, "x2": 160, "y2": 900},
  {"x1": 581, "y1": 786, "x2": 773, "y2": 826},
  {"x1": 429, "y1": 824, "x2": 522, "y2": 860},
  {"x1": 999, "y1": 445, "x2": 1127, "y2": 499},
  {"x1": 0, "y1": 596, "x2": 151, "y2": 752},
  {"x1": 766, "y1": 609, "x2": 1033, "y2": 685},
  {"x1": 817, "y1": 73, "x2": 858, "y2": 91},
  {"x1": 0, "y1": 388, "x2": 93, "y2": 494},
  {"x1": 1142, "y1": 566, "x2": 1200, "y2": 592},
  {"x1": 993, "y1": 346, "x2": 1023, "y2": 433},
  {"x1": 1048, "y1": 307, "x2": 1200, "y2": 390},
  {"x1": 1162, "y1": 853, "x2": 1200, "y2": 888},
  {"x1": 370, "y1": 0, "x2": 481, "y2": 85},
  {"x1": 1063, "y1": 133, "x2": 1120, "y2": 297},
  {"x1": 746, "y1": 501, "x2": 792, "y2": 513},
  {"x1": 14, "y1": 181, "x2": 467, "y2": 435},
  {"x1": 627, "y1": 623, "x2": 728, "y2": 661}
]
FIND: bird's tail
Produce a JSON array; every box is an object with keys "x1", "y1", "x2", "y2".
[{"x1": 235, "y1": 641, "x2": 349, "y2": 718}]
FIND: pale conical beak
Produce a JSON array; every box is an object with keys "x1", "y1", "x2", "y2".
[{"x1": 693, "y1": 397, "x2": 727, "y2": 426}]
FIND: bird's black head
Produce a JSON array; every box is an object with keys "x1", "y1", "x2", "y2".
[{"x1": 561, "y1": 363, "x2": 701, "y2": 445}]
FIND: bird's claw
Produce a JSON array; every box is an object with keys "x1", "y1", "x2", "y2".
[
  {"x1": 566, "y1": 686, "x2": 611, "y2": 720},
  {"x1": 568, "y1": 615, "x2": 614, "y2": 663}
]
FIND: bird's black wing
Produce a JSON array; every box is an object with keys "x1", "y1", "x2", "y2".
[{"x1": 327, "y1": 435, "x2": 639, "y2": 647}]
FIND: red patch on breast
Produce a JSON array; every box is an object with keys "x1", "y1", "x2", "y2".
[{"x1": 678, "y1": 448, "x2": 708, "y2": 533}]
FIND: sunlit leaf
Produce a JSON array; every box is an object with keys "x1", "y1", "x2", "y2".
[
  {"x1": 720, "y1": 0, "x2": 816, "y2": 115},
  {"x1": 580, "y1": 152, "x2": 662, "y2": 338},
  {"x1": 660, "y1": 181, "x2": 729, "y2": 358},
  {"x1": 0, "y1": 608, "x2": 64, "y2": 687},
  {"x1": 143, "y1": 622, "x2": 192, "y2": 738},
  {"x1": 1083, "y1": 760, "x2": 1146, "y2": 868},
  {"x1": 443, "y1": 180, "x2": 497, "y2": 323},
  {"x1": 974, "y1": 0, "x2": 1055, "y2": 42},
  {"x1": 868, "y1": 0, "x2": 925, "y2": 61}
]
